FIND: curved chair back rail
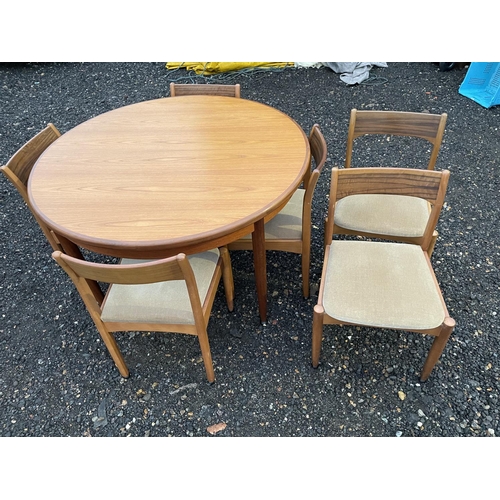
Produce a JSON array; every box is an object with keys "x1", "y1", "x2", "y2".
[
  {"x1": 345, "y1": 109, "x2": 448, "y2": 170},
  {"x1": 1, "y1": 123, "x2": 63, "y2": 251},
  {"x1": 170, "y1": 82, "x2": 241, "y2": 97}
]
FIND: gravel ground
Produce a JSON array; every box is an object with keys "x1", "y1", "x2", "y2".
[{"x1": 1, "y1": 62, "x2": 499, "y2": 439}]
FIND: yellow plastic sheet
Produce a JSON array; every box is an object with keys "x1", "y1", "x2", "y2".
[{"x1": 166, "y1": 62, "x2": 293, "y2": 74}]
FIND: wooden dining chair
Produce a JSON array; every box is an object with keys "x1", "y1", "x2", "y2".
[
  {"x1": 170, "y1": 82, "x2": 241, "y2": 97},
  {"x1": 330, "y1": 109, "x2": 448, "y2": 257},
  {"x1": 227, "y1": 124, "x2": 327, "y2": 298},
  {"x1": 52, "y1": 246, "x2": 235, "y2": 383},
  {"x1": 313, "y1": 167, "x2": 455, "y2": 382},
  {"x1": 2, "y1": 123, "x2": 107, "y2": 304},
  {"x1": 1, "y1": 123, "x2": 64, "y2": 252}
]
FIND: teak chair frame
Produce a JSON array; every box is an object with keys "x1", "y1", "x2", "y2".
[
  {"x1": 52, "y1": 247, "x2": 235, "y2": 383},
  {"x1": 331, "y1": 109, "x2": 448, "y2": 257},
  {"x1": 314, "y1": 167, "x2": 455, "y2": 382},
  {"x1": 227, "y1": 124, "x2": 327, "y2": 298},
  {"x1": 345, "y1": 109, "x2": 448, "y2": 170},
  {"x1": 1, "y1": 123, "x2": 105, "y2": 304},
  {"x1": 170, "y1": 82, "x2": 241, "y2": 98},
  {"x1": 1, "y1": 123, "x2": 64, "y2": 252}
]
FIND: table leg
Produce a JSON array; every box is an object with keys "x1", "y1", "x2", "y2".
[{"x1": 252, "y1": 218, "x2": 267, "y2": 324}]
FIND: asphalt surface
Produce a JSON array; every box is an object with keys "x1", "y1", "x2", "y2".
[{"x1": 1, "y1": 62, "x2": 499, "y2": 437}]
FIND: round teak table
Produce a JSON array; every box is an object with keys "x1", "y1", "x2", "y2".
[{"x1": 28, "y1": 96, "x2": 311, "y2": 323}]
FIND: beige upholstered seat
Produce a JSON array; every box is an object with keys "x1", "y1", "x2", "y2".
[
  {"x1": 52, "y1": 247, "x2": 235, "y2": 383},
  {"x1": 170, "y1": 82, "x2": 241, "y2": 97},
  {"x1": 102, "y1": 251, "x2": 220, "y2": 325},
  {"x1": 331, "y1": 109, "x2": 448, "y2": 257},
  {"x1": 313, "y1": 167, "x2": 455, "y2": 382},
  {"x1": 228, "y1": 124, "x2": 327, "y2": 298},
  {"x1": 237, "y1": 190, "x2": 305, "y2": 241},
  {"x1": 323, "y1": 241, "x2": 446, "y2": 330}
]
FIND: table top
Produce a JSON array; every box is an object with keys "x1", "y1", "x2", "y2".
[{"x1": 28, "y1": 96, "x2": 310, "y2": 258}]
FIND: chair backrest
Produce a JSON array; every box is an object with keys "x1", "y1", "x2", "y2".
[
  {"x1": 325, "y1": 167, "x2": 450, "y2": 251},
  {"x1": 1, "y1": 123, "x2": 63, "y2": 251},
  {"x1": 1, "y1": 123, "x2": 61, "y2": 204},
  {"x1": 52, "y1": 251, "x2": 204, "y2": 319},
  {"x1": 170, "y1": 82, "x2": 241, "y2": 98},
  {"x1": 303, "y1": 124, "x2": 327, "y2": 204},
  {"x1": 345, "y1": 109, "x2": 448, "y2": 170}
]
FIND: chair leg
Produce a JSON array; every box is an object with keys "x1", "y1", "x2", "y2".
[
  {"x1": 428, "y1": 230, "x2": 438, "y2": 259},
  {"x1": 197, "y1": 328, "x2": 215, "y2": 383},
  {"x1": 420, "y1": 317, "x2": 455, "y2": 382},
  {"x1": 219, "y1": 246, "x2": 234, "y2": 312},
  {"x1": 95, "y1": 324, "x2": 129, "y2": 378},
  {"x1": 312, "y1": 304, "x2": 325, "y2": 368},
  {"x1": 301, "y1": 245, "x2": 310, "y2": 299}
]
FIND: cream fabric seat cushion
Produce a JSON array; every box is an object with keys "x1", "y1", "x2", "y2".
[
  {"x1": 100, "y1": 249, "x2": 219, "y2": 325},
  {"x1": 323, "y1": 240, "x2": 445, "y2": 330},
  {"x1": 334, "y1": 194, "x2": 430, "y2": 238},
  {"x1": 240, "y1": 189, "x2": 304, "y2": 240}
]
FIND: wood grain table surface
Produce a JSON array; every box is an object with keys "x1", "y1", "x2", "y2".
[{"x1": 28, "y1": 96, "x2": 311, "y2": 322}]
